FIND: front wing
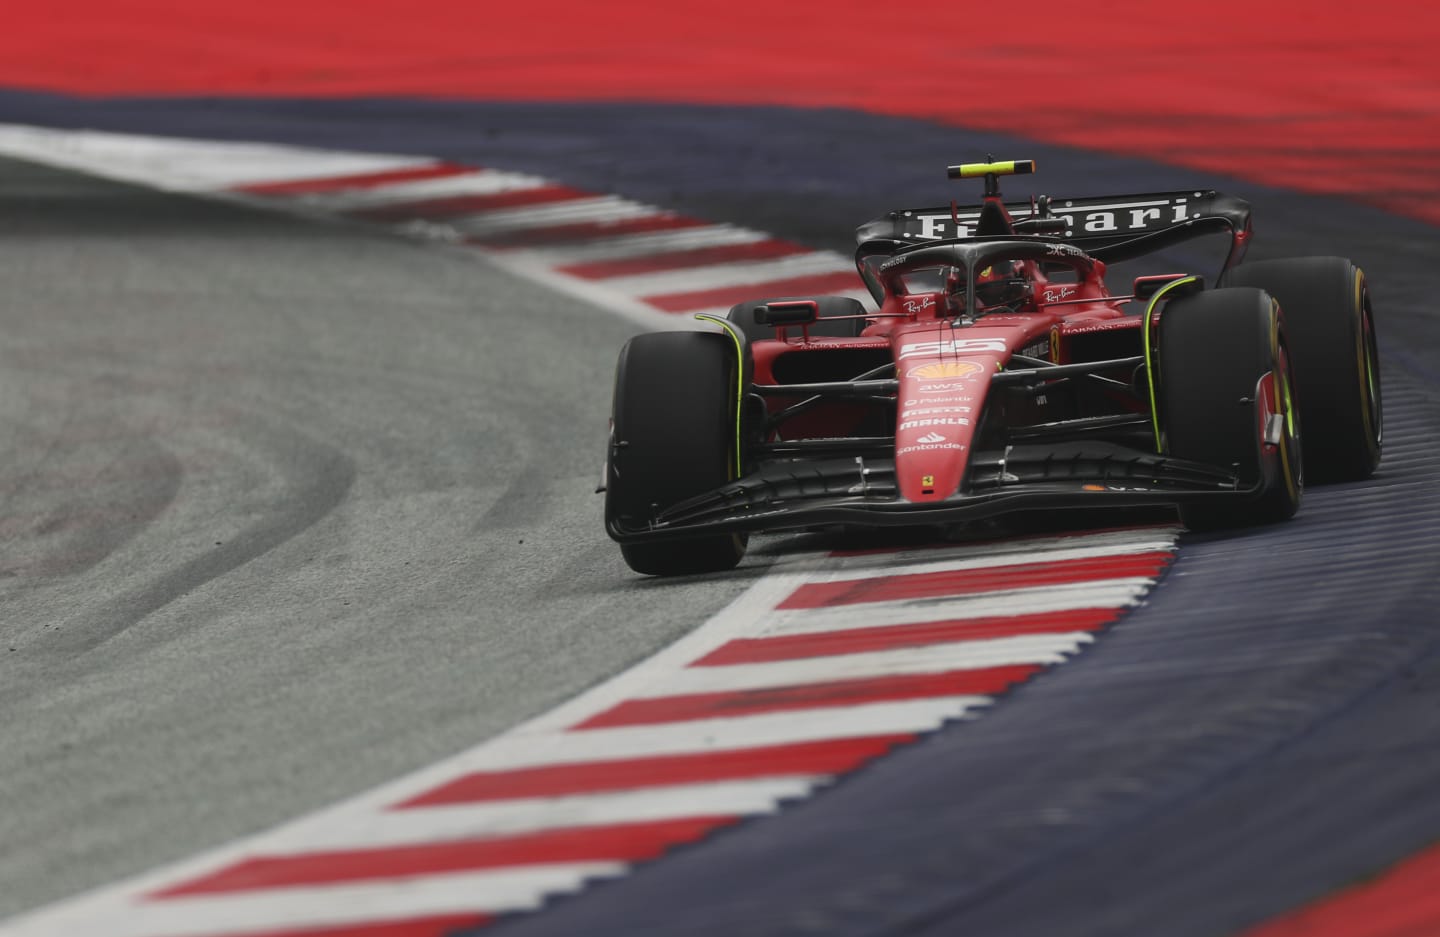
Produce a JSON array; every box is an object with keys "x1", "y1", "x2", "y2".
[{"x1": 605, "y1": 441, "x2": 1271, "y2": 543}]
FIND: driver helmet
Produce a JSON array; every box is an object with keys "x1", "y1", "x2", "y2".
[
  {"x1": 945, "y1": 261, "x2": 1032, "y2": 314},
  {"x1": 973, "y1": 261, "x2": 1032, "y2": 312}
]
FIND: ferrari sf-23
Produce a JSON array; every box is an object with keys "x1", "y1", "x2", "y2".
[{"x1": 602, "y1": 160, "x2": 1382, "y2": 576}]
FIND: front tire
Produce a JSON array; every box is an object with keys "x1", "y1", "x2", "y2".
[
  {"x1": 1158, "y1": 287, "x2": 1302, "y2": 530},
  {"x1": 1220, "y1": 257, "x2": 1381, "y2": 481},
  {"x1": 605, "y1": 330, "x2": 748, "y2": 576}
]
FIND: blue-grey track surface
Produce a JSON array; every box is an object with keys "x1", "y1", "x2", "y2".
[{"x1": 3, "y1": 94, "x2": 1439, "y2": 937}]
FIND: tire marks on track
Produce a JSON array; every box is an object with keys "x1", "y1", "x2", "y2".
[
  {"x1": 0, "y1": 129, "x2": 1179, "y2": 932},
  {"x1": 1, "y1": 518, "x2": 1175, "y2": 936}
]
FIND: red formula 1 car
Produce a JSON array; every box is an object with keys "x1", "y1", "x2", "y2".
[{"x1": 602, "y1": 160, "x2": 1382, "y2": 576}]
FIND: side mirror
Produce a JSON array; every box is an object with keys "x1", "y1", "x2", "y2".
[
  {"x1": 1013, "y1": 217, "x2": 1068, "y2": 235},
  {"x1": 755, "y1": 300, "x2": 819, "y2": 327},
  {"x1": 1133, "y1": 274, "x2": 1203, "y2": 301}
]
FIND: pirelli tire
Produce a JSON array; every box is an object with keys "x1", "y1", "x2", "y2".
[
  {"x1": 1219, "y1": 256, "x2": 1381, "y2": 482},
  {"x1": 1158, "y1": 287, "x2": 1302, "y2": 531},
  {"x1": 726, "y1": 295, "x2": 869, "y2": 343},
  {"x1": 605, "y1": 330, "x2": 748, "y2": 577}
]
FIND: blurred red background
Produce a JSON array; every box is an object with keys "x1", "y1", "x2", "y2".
[{"x1": 2, "y1": 0, "x2": 1439, "y2": 217}]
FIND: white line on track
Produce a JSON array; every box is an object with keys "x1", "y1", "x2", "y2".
[
  {"x1": 519, "y1": 226, "x2": 776, "y2": 264},
  {"x1": 445, "y1": 196, "x2": 666, "y2": 233},
  {"x1": 281, "y1": 169, "x2": 551, "y2": 210},
  {"x1": 0, "y1": 124, "x2": 428, "y2": 191}
]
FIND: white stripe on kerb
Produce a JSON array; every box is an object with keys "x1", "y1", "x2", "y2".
[
  {"x1": 508, "y1": 225, "x2": 774, "y2": 263},
  {"x1": 0, "y1": 864, "x2": 626, "y2": 937},
  {"x1": 447, "y1": 196, "x2": 665, "y2": 234},
  {"x1": 641, "y1": 634, "x2": 1089, "y2": 696},
  {"x1": 826, "y1": 527, "x2": 1179, "y2": 572},
  {"x1": 809, "y1": 539, "x2": 1174, "y2": 583},
  {"x1": 0, "y1": 123, "x2": 428, "y2": 191},
  {"x1": 291, "y1": 170, "x2": 550, "y2": 210},
  {"x1": 250, "y1": 778, "x2": 819, "y2": 854},
  {"x1": 424, "y1": 697, "x2": 990, "y2": 774},
  {"x1": 760, "y1": 579, "x2": 1157, "y2": 638}
]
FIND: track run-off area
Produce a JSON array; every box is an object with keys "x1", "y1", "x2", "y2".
[
  {"x1": 3, "y1": 4, "x2": 1440, "y2": 936},
  {"x1": 0, "y1": 126, "x2": 1183, "y2": 937},
  {"x1": 1, "y1": 116, "x2": 1439, "y2": 937}
]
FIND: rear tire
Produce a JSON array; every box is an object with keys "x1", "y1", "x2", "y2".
[
  {"x1": 605, "y1": 330, "x2": 748, "y2": 576},
  {"x1": 1157, "y1": 287, "x2": 1302, "y2": 530},
  {"x1": 1220, "y1": 257, "x2": 1381, "y2": 481},
  {"x1": 726, "y1": 295, "x2": 868, "y2": 343}
]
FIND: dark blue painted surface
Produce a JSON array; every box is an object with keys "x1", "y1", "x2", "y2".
[{"x1": 5, "y1": 92, "x2": 1439, "y2": 936}]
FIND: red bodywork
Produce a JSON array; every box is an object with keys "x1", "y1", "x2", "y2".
[
  {"x1": 604, "y1": 170, "x2": 1263, "y2": 546},
  {"x1": 749, "y1": 221, "x2": 1141, "y2": 504}
]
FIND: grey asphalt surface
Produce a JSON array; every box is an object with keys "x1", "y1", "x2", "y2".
[
  {"x1": 6, "y1": 98, "x2": 1440, "y2": 937},
  {"x1": 0, "y1": 156, "x2": 766, "y2": 918}
]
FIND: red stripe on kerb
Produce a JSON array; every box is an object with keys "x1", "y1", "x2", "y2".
[
  {"x1": 696, "y1": 608, "x2": 1118, "y2": 666},
  {"x1": 150, "y1": 816, "x2": 735, "y2": 897},
  {"x1": 236, "y1": 164, "x2": 472, "y2": 195},
  {"x1": 1238, "y1": 842, "x2": 1440, "y2": 937},
  {"x1": 396, "y1": 734, "x2": 912, "y2": 808},
  {"x1": 178, "y1": 912, "x2": 492, "y2": 937},
  {"x1": 778, "y1": 551, "x2": 1173, "y2": 610},
  {"x1": 558, "y1": 240, "x2": 812, "y2": 279},
  {"x1": 576, "y1": 665, "x2": 1038, "y2": 729},
  {"x1": 644, "y1": 271, "x2": 861, "y2": 312},
  {"x1": 350, "y1": 185, "x2": 589, "y2": 221},
  {"x1": 470, "y1": 214, "x2": 709, "y2": 248}
]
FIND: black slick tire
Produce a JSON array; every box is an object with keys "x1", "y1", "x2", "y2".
[
  {"x1": 1220, "y1": 257, "x2": 1381, "y2": 482},
  {"x1": 605, "y1": 330, "x2": 748, "y2": 576},
  {"x1": 726, "y1": 295, "x2": 868, "y2": 343},
  {"x1": 1158, "y1": 287, "x2": 1302, "y2": 530}
]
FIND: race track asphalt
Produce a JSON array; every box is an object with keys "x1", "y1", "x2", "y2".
[
  {"x1": 4, "y1": 99, "x2": 1440, "y2": 937},
  {"x1": 0, "y1": 156, "x2": 766, "y2": 918}
]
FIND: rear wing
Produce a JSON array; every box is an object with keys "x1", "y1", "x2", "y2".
[{"x1": 855, "y1": 189, "x2": 1252, "y2": 273}]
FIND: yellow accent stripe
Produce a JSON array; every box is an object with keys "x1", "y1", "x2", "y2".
[
  {"x1": 1143, "y1": 276, "x2": 1200, "y2": 452},
  {"x1": 961, "y1": 161, "x2": 1016, "y2": 177},
  {"x1": 1270, "y1": 297, "x2": 1299, "y2": 503},
  {"x1": 956, "y1": 160, "x2": 1021, "y2": 178},
  {"x1": 695, "y1": 314, "x2": 746, "y2": 477}
]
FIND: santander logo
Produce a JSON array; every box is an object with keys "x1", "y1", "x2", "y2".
[{"x1": 916, "y1": 431, "x2": 947, "y2": 444}]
